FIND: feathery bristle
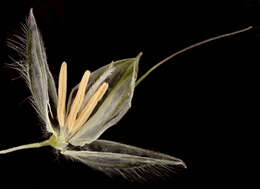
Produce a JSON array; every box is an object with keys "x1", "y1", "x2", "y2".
[
  {"x1": 57, "y1": 62, "x2": 67, "y2": 127},
  {"x1": 67, "y1": 70, "x2": 91, "y2": 131},
  {"x1": 72, "y1": 82, "x2": 109, "y2": 132}
]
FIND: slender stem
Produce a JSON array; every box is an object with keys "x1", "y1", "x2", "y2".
[
  {"x1": 0, "y1": 139, "x2": 51, "y2": 154},
  {"x1": 135, "y1": 26, "x2": 252, "y2": 86}
]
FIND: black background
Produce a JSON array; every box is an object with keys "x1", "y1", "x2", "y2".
[{"x1": 0, "y1": 0, "x2": 258, "y2": 188}]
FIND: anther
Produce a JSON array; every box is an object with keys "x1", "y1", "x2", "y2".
[
  {"x1": 72, "y1": 82, "x2": 109, "y2": 132},
  {"x1": 67, "y1": 70, "x2": 91, "y2": 131},
  {"x1": 57, "y1": 62, "x2": 67, "y2": 127}
]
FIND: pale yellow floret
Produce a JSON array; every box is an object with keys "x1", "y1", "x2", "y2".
[
  {"x1": 66, "y1": 70, "x2": 91, "y2": 132},
  {"x1": 57, "y1": 62, "x2": 67, "y2": 127},
  {"x1": 56, "y1": 62, "x2": 109, "y2": 134},
  {"x1": 71, "y1": 82, "x2": 109, "y2": 132}
]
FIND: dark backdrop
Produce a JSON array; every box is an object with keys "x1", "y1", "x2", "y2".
[{"x1": 0, "y1": 0, "x2": 258, "y2": 188}]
